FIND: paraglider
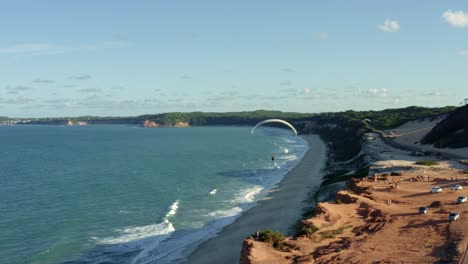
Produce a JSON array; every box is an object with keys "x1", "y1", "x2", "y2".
[{"x1": 251, "y1": 119, "x2": 298, "y2": 135}]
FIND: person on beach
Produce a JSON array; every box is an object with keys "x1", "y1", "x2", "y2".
[{"x1": 256, "y1": 230, "x2": 260, "y2": 240}]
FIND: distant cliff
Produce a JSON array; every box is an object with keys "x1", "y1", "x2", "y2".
[{"x1": 421, "y1": 104, "x2": 468, "y2": 148}]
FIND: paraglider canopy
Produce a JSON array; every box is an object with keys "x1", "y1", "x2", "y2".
[{"x1": 251, "y1": 119, "x2": 298, "y2": 135}]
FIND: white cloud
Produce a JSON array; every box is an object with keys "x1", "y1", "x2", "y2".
[
  {"x1": 377, "y1": 19, "x2": 399, "y2": 32},
  {"x1": 70, "y1": 75, "x2": 92, "y2": 80},
  {"x1": 0, "y1": 40, "x2": 128, "y2": 56},
  {"x1": 312, "y1": 32, "x2": 329, "y2": 40},
  {"x1": 0, "y1": 44, "x2": 63, "y2": 55},
  {"x1": 33, "y1": 79, "x2": 54, "y2": 84},
  {"x1": 367, "y1": 88, "x2": 388, "y2": 97},
  {"x1": 0, "y1": 95, "x2": 34, "y2": 104},
  {"x1": 78, "y1": 88, "x2": 101, "y2": 93},
  {"x1": 458, "y1": 50, "x2": 468, "y2": 56},
  {"x1": 180, "y1": 75, "x2": 192, "y2": 80},
  {"x1": 442, "y1": 10, "x2": 468, "y2": 28}
]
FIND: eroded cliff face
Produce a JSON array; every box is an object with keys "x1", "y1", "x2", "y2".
[
  {"x1": 240, "y1": 239, "x2": 254, "y2": 264},
  {"x1": 142, "y1": 120, "x2": 190, "y2": 128},
  {"x1": 239, "y1": 173, "x2": 467, "y2": 264},
  {"x1": 174, "y1": 122, "x2": 189, "y2": 127},
  {"x1": 240, "y1": 238, "x2": 288, "y2": 264},
  {"x1": 142, "y1": 120, "x2": 160, "y2": 127},
  {"x1": 67, "y1": 120, "x2": 88, "y2": 126}
]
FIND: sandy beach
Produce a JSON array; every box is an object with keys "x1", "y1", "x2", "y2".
[{"x1": 183, "y1": 135, "x2": 327, "y2": 264}]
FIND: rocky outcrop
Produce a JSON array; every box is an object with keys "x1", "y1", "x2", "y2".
[
  {"x1": 174, "y1": 122, "x2": 190, "y2": 127},
  {"x1": 240, "y1": 239, "x2": 254, "y2": 264},
  {"x1": 67, "y1": 120, "x2": 88, "y2": 126},
  {"x1": 142, "y1": 120, "x2": 160, "y2": 128},
  {"x1": 142, "y1": 120, "x2": 190, "y2": 128}
]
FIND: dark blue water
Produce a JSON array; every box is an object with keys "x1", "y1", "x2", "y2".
[{"x1": 0, "y1": 125, "x2": 307, "y2": 264}]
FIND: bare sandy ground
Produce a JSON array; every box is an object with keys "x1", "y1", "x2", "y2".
[
  {"x1": 243, "y1": 134, "x2": 468, "y2": 264},
  {"x1": 245, "y1": 172, "x2": 468, "y2": 263},
  {"x1": 183, "y1": 135, "x2": 327, "y2": 264},
  {"x1": 390, "y1": 117, "x2": 468, "y2": 159}
]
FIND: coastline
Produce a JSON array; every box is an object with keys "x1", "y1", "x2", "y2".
[
  {"x1": 241, "y1": 132, "x2": 468, "y2": 263},
  {"x1": 183, "y1": 134, "x2": 327, "y2": 264}
]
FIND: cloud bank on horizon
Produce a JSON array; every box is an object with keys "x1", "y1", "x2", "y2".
[{"x1": 0, "y1": 2, "x2": 467, "y2": 117}]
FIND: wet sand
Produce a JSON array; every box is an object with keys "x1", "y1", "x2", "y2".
[{"x1": 183, "y1": 135, "x2": 327, "y2": 264}]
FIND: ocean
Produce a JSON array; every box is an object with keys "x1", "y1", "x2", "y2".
[{"x1": 0, "y1": 125, "x2": 308, "y2": 264}]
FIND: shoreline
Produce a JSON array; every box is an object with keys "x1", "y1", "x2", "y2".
[
  {"x1": 241, "y1": 132, "x2": 468, "y2": 263},
  {"x1": 183, "y1": 134, "x2": 327, "y2": 264}
]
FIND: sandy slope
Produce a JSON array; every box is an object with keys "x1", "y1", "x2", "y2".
[
  {"x1": 390, "y1": 117, "x2": 468, "y2": 159},
  {"x1": 183, "y1": 135, "x2": 327, "y2": 264}
]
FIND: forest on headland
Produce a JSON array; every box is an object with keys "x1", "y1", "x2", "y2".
[{"x1": 3, "y1": 105, "x2": 459, "y2": 161}]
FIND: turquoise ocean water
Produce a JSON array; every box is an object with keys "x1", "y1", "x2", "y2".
[{"x1": 0, "y1": 125, "x2": 308, "y2": 264}]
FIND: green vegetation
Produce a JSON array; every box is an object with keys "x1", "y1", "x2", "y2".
[
  {"x1": 463, "y1": 170, "x2": 468, "y2": 174},
  {"x1": 422, "y1": 104, "x2": 468, "y2": 148},
  {"x1": 253, "y1": 229, "x2": 285, "y2": 250},
  {"x1": 414, "y1": 161, "x2": 440, "y2": 166},
  {"x1": 14, "y1": 106, "x2": 456, "y2": 160},
  {"x1": 296, "y1": 224, "x2": 320, "y2": 236},
  {"x1": 318, "y1": 226, "x2": 352, "y2": 240}
]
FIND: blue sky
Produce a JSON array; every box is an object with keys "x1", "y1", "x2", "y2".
[{"x1": 1, "y1": 1, "x2": 467, "y2": 117}]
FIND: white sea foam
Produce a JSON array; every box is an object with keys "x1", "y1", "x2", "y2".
[
  {"x1": 95, "y1": 220, "x2": 175, "y2": 246},
  {"x1": 97, "y1": 133, "x2": 309, "y2": 264},
  {"x1": 128, "y1": 134, "x2": 310, "y2": 264},
  {"x1": 95, "y1": 200, "x2": 179, "y2": 246},
  {"x1": 207, "y1": 206, "x2": 242, "y2": 218},
  {"x1": 165, "y1": 200, "x2": 179, "y2": 219},
  {"x1": 278, "y1": 154, "x2": 298, "y2": 161},
  {"x1": 236, "y1": 185, "x2": 263, "y2": 204}
]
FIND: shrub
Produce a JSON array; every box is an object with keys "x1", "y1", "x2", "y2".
[
  {"x1": 415, "y1": 161, "x2": 439, "y2": 166},
  {"x1": 429, "y1": 201, "x2": 443, "y2": 208},
  {"x1": 296, "y1": 224, "x2": 319, "y2": 236},
  {"x1": 318, "y1": 226, "x2": 352, "y2": 240},
  {"x1": 254, "y1": 229, "x2": 285, "y2": 250},
  {"x1": 463, "y1": 170, "x2": 468, "y2": 174},
  {"x1": 390, "y1": 172, "x2": 402, "y2": 176}
]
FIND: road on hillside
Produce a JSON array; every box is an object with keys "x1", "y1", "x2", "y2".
[{"x1": 374, "y1": 131, "x2": 466, "y2": 160}]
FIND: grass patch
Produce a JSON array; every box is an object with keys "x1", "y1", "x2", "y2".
[
  {"x1": 318, "y1": 226, "x2": 352, "y2": 240},
  {"x1": 463, "y1": 170, "x2": 468, "y2": 174},
  {"x1": 296, "y1": 224, "x2": 320, "y2": 237},
  {"x1": 415, "y1": 161, "x2": 440, "y2": 166},
  {"x1": 252, "y1": 229, "x2": 285, "y2": 251}
]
